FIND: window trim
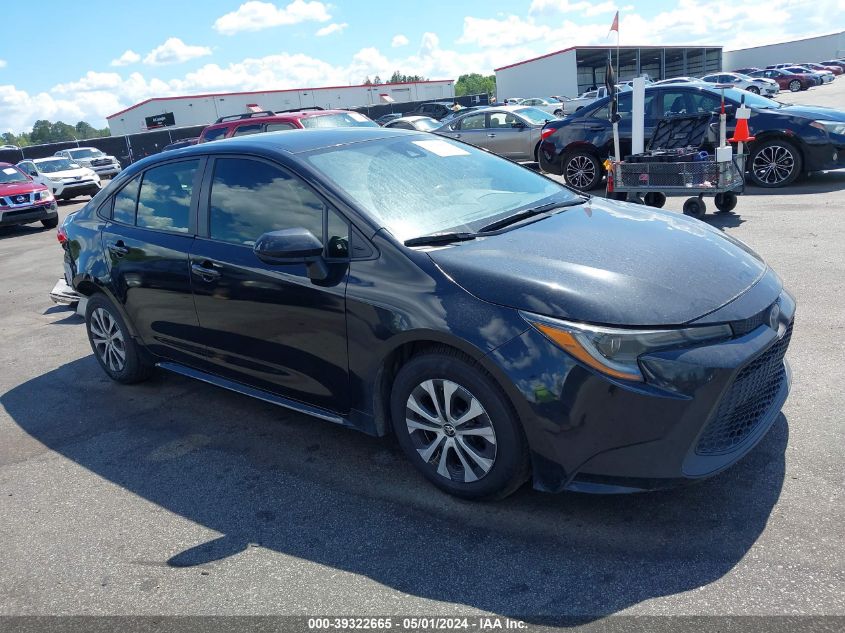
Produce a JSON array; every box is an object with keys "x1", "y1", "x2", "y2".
[{"x1": 102, "y1": 157, "x2": 206, "y2": 236}]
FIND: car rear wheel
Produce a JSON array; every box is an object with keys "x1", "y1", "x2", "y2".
[
  {"x1": 553, "y1": 109, "x2": 564, "y2": 117},
  {"x1": 748, "y1": 139, "x2": 802, "y2": 188},
  {"x1": 562, "y1": 151, "x2": 602, "y2": 191},
  {"x1": 85, "y1": 294, "x2": 152, "y2": 384},
  {"x1": 747, "y1": 85, "x2": 760, "y2": 94},
  {"x1": 390, "y1": 350, "x2": 529, "y2": 500},
  {"x1": 789, "y1": 80, "x2": 802, "y2": 92}
]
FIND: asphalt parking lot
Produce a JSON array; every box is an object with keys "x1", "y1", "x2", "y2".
[{"x1": 1, "y1": 85, "x2": 844, "y2": 626}]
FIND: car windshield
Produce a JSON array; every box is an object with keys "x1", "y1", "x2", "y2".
[
  {"x1": 300, "y1": 112, "x2": 378, "y2": 128},
  {"x1": 69, "y1": 148, "x2": 104, "y2": 159},
  {"x1": 303, "y1": 135, "x2": 577, "y2": 243},
  {"x1": 513, "y1": 107, "x2": 554, "y2": 125},
  {"x1": 34, "y1": 158, "x2": 76, "y2": 173},
  {"x1": 0, "y1": 166, "x2": 28, "y2": 184}
]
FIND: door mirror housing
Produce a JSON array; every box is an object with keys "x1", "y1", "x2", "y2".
[
  {"x1": 511, "y1": 120, "x2": 526, "y2": 128},
  {"x1": 253, "y1": 228, "x2": 329, "y2": 280}
]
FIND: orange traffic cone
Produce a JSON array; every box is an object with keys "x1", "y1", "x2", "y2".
[{"x1": 729, "y1": 118, "x2": 755, "y2": 143}]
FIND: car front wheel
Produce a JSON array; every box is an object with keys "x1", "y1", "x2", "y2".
[
  {"x1": 748, "y1": 139, "x2": 802, "y2": 188},
  {"x1": 85, "y1": 294, "x2": 153, "y2": 384},
  {"x1": 747, "y1": 85, "x2": 760, "y2": 94},
  {"x1": 562, "y1": 151, "x2": 602, "y2": 190},
  {"x1": 390, "y1": 350, "x2": 529, "y2": 500}
]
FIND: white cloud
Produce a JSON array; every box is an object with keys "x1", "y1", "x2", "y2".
[
  {"x1": 0, "y1": 59, "x2": 7, "y2": 69},
  {"x1": 143, "y1": 38, "x2": 212, "y2": 66},
  {"x1": 316, "y1": 22, "x2": 347, "y2": 36},
  {"x1": 214, "y1": 0, "x2": 331, "y2": 35},
  {"x1": 110, "y1": 50, "x2": 141, "y2": 67},
  {"x1": 52, "y1": 71, "x2": 124, "y2": 94},
  {"x1": 391, "y1": 34, "x2": 409, "y2": 47}
]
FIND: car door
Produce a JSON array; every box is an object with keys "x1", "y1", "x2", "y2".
[
  {"x1": 100, "y1": 158, "x2": 206, "y2": 365},
  {"x1": 485, "y1": 111, "x2": 532, "y2": 160},
  {"x1": 189, "y1": 155, "x2": 350, "y2": 412},
  {"x1": 442, "y1": 111, "x2": 488, "y2": 149}
]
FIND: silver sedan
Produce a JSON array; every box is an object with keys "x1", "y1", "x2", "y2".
[{"x1": 433, "y1": 106, "x2": 555, "y2": 162}]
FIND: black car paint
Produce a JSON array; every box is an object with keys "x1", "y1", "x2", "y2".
[
  {"x1": 538, "y1": 84, "x2": 845, "y2": 176},
  {"x1": 63, "y1": 129, "x2": 793, "y2": 493}
]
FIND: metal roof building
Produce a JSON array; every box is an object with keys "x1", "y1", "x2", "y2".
[
  {"x1": 106, "y1": 80, "x2": 455, "y2": 136},
  {"x1": 494, "y1": 45, "x2": 722, "y2": 99},
  {"x1": 723, "y1": 31, "x2": 845, "y2": 71}
]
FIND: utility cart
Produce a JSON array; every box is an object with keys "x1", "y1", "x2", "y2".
[{"x1": 606, "y1": 107, "x2": 749, "y2": 219}]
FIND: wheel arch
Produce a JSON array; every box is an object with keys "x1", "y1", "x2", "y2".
[
  {"x1": 369, "y1": 331, "x2": 531, "y2": 439},
  {"x1": 73, "y1": 275, "x2": 140, "y2": 338}
]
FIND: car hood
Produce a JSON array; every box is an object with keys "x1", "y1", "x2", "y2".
[
  {"x1": 40, "y1": 168, "x2": 94, "y2": 179},
  {"x1": 427, "y1": 198, "x2": 769, "y2": 326},
  {"x1": 774, "y1": 104, "x2": 845, "y2": 121},
  {"x1": 0, "y1": 181, "x2": 42, "y2": 196}
]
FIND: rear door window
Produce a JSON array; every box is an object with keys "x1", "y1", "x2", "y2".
[
  {"x1": 136, "y1": 160, "x2": 199, "y2": 233},
  {"x1": 265, "y1": 122, "x2": 297, "y2": 132},
  {"x1": 202, "y1": 127, "x2": 228, "y2": 142},
  {"x1": 232, "y1": 124, "x2": 263, "y2": 137},
  {"x1": 459, "y1": 113, "x2": 487, "y2": 130}
]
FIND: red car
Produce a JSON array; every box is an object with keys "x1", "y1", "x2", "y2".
[
  {"x1": 801, "y1": 62, "x2": 843, "y2": 76},
  {"x1": 749, "y1": 68, "x2": 814, "y2": 92},
  {"x1": 198, "y1": 107, "x2": 377, "y2": 143},
  {"x1": 0, "y1": 162, "x2": 58, "y2": 229}
]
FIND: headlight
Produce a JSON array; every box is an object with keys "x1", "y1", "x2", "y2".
[
  {"x1": 36, "y1": 190, "x2": 54, "y2": 202},
  {"x1": 520, "y1": 311, "x2": 732, "y2": 382},
  {"x1": 810, "y1": 120, "x2": 845, "y2": 135}
]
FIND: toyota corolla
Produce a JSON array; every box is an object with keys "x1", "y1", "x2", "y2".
[{"x1": 60, "y1": 128, "x2": 794, "y2": 499}]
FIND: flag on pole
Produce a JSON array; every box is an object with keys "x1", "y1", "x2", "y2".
[
  {"x1": 605, "y1": 53, "x2": 617, "y2": 119},
  {"x1": 608, "y1": 10, "x2": 619, "y2": 35}
]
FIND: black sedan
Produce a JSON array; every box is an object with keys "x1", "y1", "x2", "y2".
[
  {"x1": 61, "y1": 128, "x2": 795, "y2": 499},
  {"x1": 539, "y1": 83, "x2": 845, "y2": 188}
]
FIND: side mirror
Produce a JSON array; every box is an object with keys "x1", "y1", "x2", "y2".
[
  {"x1": 253, "y1": 228, "x2": 328, "y2": 280},
  {"x1": 511, "y1": 121, "x2": 526, "y2": 128}
]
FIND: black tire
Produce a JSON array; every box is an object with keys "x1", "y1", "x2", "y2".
[
  {"x1": 789, "y1": 79, "x2": 802, "y2": 92},
  {"x1": 390, "y1": 349, "x2": 529, "y2": 500},
  {"x1": 562, "y1": 150, "x2": 602, "y2": 191},
  {"x1": 683, "y1": 197, "x2": 706, "y2": 219},
  {"x1": 85, "y1": 293, "x2": 153, "y2": 384},
  {"x1": 748, "y1": 139, "x2": 802, "y2": 188},
  {"x1": 553, "y1": 109, "x2": 564, "y2": 117},
  {"x1": 643, "y1": 192, "x2": 667, "y2": 208},
  {"x1": 714, "y1": 191, "x2": 738, "y2": 213},
  {"x1": 747, "y1": 85, "x2": 760, "y2": 94},
  {"x1": 41, "y1": 217, "x2": 58, "y2": 229}
]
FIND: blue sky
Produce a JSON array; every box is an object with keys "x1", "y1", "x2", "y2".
[{"x1": 1, "y1": 0, "x2": 842, "y2": 132}]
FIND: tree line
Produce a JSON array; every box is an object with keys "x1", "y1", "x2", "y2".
[
  {"x1": 2, "y1": 120, "x2": 111, "y2": 148},
  {"x1": 360, "y1": 71, "x2": 497, "y2": 98}
]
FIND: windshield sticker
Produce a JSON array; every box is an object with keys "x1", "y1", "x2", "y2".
[
  {"x1": 348, "y1": 112, "x2": 369, "y2": 122},
  {"x1": 3, "y1": 167, "x2": 18, "y2": 175},
  {"x1": 412, "y1": 140, "x2": 470, "y2": 157}
]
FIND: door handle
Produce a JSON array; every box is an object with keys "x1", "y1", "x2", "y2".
[
  {"x1": 454, "y1": 133, "x2": 461, "y2": 138},
  {"x1": 191, "y1": 261, "x2": 221, "y2": 281},
  {"x1": 108, "y1": 240, "x2": 129, "y2": 257},
  {"x1": 487, "y1": 133, "x2": 496, "y2": 138},
  {"x1": 586, "y1": 126, "x2": 606, "y2": 131}
]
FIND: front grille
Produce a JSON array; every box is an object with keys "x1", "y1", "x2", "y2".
[
  {"x1": 90, "y1": 159, "x2": 110, "y2": 166},
  {"x1": 3, "y1": 207, "x2": 40, "y2": 218},
  {"x1": 695, "y1": 323, "x2": 793, "y2": 455},
  {"x1": 7, "y1": 193, "x2": 31, "y2": 205}
]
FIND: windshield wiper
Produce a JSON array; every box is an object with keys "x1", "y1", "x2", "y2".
[
  {"x1": 404, "y1": 232, "x2": 478, "y2": 247},
  {"x1": 478, "y1": 198, "x2": 587, "y2": 233}
]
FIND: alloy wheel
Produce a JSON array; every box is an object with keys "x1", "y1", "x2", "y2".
[
  {"x1": 752, "y1": 145, "x2": 796, "y2": 185},
  {"x1": 789, "y1": 80, "x2": 801, "y2": 92},
  {"x1": 565, "y1": 155, "x2": 597, "y2": 190},
  {"x1": 405, "y1": 379, "x2": 497, "y2": 483},
  {"x1": 89, "y1": 307, "x2": 126, "y2": 373}
]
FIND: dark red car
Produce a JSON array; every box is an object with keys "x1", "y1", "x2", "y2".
[
  {"x1": 801, "y1": 62, "x2": 843, "y2": 76},
  {"x1": 750, "y1": 68, "x2": 814, "y2": 92},
  {"x1": 0, "y1": 162, "x2": 58, "y2": 229},
  {"x1": 198, "y1": 107, "x2": 377, "y2": 143}
]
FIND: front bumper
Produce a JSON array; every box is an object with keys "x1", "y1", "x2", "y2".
[
  {"x1": 90, "y1": 164, "x2": 120, "y2": 177},
  {"x1": 487, "y1": 301, "x2": 795, "y2": 493},
  {"x1": 0, "y1": 201, "x2": 58, "y2": 227}
]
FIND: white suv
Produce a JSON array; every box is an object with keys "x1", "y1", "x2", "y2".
[
  {"x1": 18, "y1": 157, "x2": 101, "y2": 200},
  {"x1": 54, "y1": 147, "x2": 121, "y2": 178}
]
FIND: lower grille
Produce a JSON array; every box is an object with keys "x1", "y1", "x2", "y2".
[{"x1": 695, "y1": 323, "x2": 792, "y2": 455}]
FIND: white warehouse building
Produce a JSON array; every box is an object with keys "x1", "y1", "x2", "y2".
[
  {"x1": 106, "y1": 80, "x2": 455, "y2": 136},
  {"x1": 723, "y1": 31, "x2": 845, "y2": 71},
  {"x1": 495, "y1": 45, "x2": 723, "y2": 100}
]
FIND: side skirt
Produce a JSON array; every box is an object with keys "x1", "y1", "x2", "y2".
[{"x1": 156, "y1": 361, "x2": 348, "y2": 426}]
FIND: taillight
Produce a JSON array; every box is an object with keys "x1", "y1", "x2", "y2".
[
  {"x1": 540, "y1": 128, "x2": 556, "y2": 140},
  {"x1": 57, "y1": 227, "x2": 68, "y2": 245}
]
